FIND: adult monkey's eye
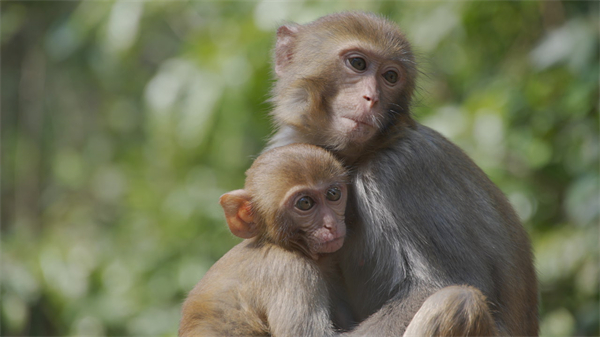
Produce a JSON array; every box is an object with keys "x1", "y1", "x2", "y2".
[
  {"x1": 295, "y1": 196, "x2": 315, "y2": 211},
  {"x1": 383, "y1": 70, "x2": 398, "y2": 83},
  {"x1": 326, "y1": 187, "x2": 342, "y2": 201},
  {"x1": 349, "y1": 57, "x2": 367, "y2": 71}
]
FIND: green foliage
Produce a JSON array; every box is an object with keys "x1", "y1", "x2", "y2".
[{"x1": 2, "y1": 1, "x2": 598, "y2": 336}]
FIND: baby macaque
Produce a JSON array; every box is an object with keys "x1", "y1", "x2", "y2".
[{"x1": 179, "y1": 143, "x2": 350, "y2": 337}]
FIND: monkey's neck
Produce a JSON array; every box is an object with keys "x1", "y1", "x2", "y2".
[
  {"x1": 269, "y1": 127, "x2": 400, "y2": 168},
  {"x1": 266, "y1": 126, "x2": 366, "y2": 164},
  {"x1": 330, "y1": 146, "x2": 372, "y2": 166},
  {"x1": 333, "y1": 123, "x2": 416, "y2": 165}
]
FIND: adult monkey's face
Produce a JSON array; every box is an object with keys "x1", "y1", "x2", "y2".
[{"x1": 271, "y1": 12, "x2": 417, "y2": 157}]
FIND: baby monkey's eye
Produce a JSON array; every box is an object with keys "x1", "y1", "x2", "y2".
[
  {"x1": 383, "y1": 70, "x2": 399, "y2": 83},
  {"x1": 295, "y1": 196, "x2": 315, "y2": 211},
  {"x1": 348, "y1": 57, "x2": 367, "y2": 71},
  {"x1": 326, "y1": 187, "x2": 342, "y2": 201}
]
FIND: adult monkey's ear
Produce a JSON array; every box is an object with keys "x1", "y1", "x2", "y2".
[
  {"x1": 275, "y1": 24, "x2": 300, "y2": 77},
  {"x1": 219, "y1": 190, "x2": 257, "y2": 239}
]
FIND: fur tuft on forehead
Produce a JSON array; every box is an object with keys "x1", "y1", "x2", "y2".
[
  {"x1": 308, "y1": 12, "x2": 410, "y2": 58},
  {"x1": 292, "y1": 12, "x2": 414, "y2": 66}
]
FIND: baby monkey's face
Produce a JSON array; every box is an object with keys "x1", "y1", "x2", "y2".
[{"x1": 282, "y1": 181, "x2": 347, "y2": 257}]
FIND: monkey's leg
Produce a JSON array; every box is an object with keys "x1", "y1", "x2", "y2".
[{"x1": 403, "y1": 285, "x2": 499, "y2": 337}]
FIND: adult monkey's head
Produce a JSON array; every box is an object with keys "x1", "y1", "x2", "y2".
[{"x1": 270, "y1": 12, "x2": 417, "y2": 160}]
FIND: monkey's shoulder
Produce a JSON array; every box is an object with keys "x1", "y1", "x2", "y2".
[
  {"x1": 377, "y1": 123, "x2": 470, "y2": 163},
  {"x1": 356, "y1": 123, "x2": 490, "y2": 187},
  {"x1": 237, "y1": 239, "x2": 325, "y2": 283},
  {"x1": 189, "y1": 239, "x2": 322, "y2": 300},
  {"x1": 180, "y1": 239, "x2": 329, "y2": 336}
]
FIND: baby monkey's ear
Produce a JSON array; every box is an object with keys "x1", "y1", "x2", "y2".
[{"x1": 220, "y1": 190, "x2": 257, "y2": 239}]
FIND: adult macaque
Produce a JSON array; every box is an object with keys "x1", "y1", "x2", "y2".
[
  {"x1": 179, "y1": 144, "x2": 352, "y2": 337},
  {"x1": 266, "y1": 12, "x2": 537, "y2": 336}
]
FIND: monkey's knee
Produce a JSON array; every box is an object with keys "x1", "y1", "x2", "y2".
[{"x1": 404, "y1": 285, "x2": 498, "y2": 337}]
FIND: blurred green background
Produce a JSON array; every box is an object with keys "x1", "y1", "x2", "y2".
[{"x1": 1, "y1": 1, "x2": 598, "y2": 336}]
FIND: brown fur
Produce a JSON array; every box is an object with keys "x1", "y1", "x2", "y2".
[
  {"x1": 266, "y1": 12, "x2": 538, "y2": 336},
  {"x1": 404, "y1": 286, "x2": 501, "y2": 336},
  {"x1": 179, "y1": 144, "x2": 352, "y2": 337}
]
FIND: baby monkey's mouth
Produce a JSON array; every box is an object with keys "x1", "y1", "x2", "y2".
[{"x1": 318, "y1": 236, "x2": 345, "y2": 255}]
